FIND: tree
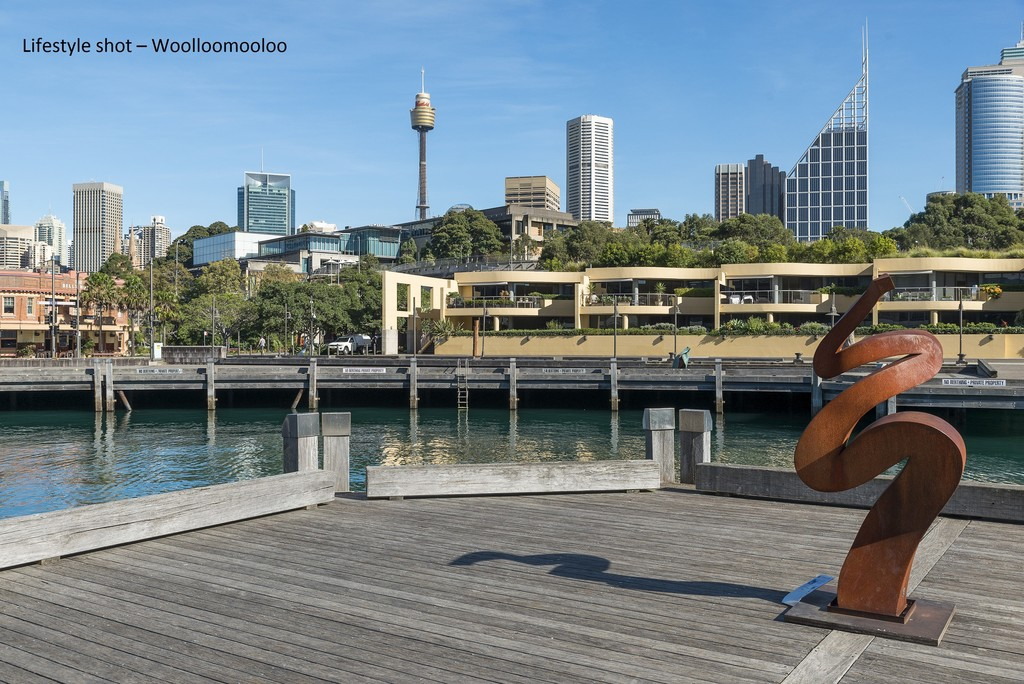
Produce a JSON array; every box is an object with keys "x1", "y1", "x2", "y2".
[
  {"x1": 713, "y1": 239, "x2": 759, "y2": 265},
  {"x1": 259, "y1": 263, "x2": 301, "y2": 286},
  {"x1": 190, "y1": 259, "x2": 244, "y2": 298},
  {"x1": 119, "y1": 274, "x2": 148, "y2": 353},
  {"x1": 679, "y1": 214, "x2": 720, "y2": 246},
  {"x1": 464, "y1": 209, "x2": 504, "y2": 255},
  {"x1": 81, "y1": 272, "x2": 119, "y2": 354},
  {"x1": 100, "y1": 253, "x2": 135, "y2": 279},
  {"x1": 715, "y1": 214, "x2": 796, "y2": 253},
  {"x1": 566, "y1": 221, "x2": 614, "y2": 264},
  {"x1": 396, "y1": 239, "x2": 418, "y2": 265},
  {"x1": 428, "y1": 211, "x2": 473, "y2": 259},
  {"x1": 649, "y1": 220, "x2": 682, "y2": 247},
  {"x1": 866, "y1": 234, "x2": 898, "y2": 259}
]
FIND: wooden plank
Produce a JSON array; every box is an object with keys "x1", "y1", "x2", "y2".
[
  {"x1": 0, "y1": 471, "x2": 335, "y2": 569},
  {"x1": 696, "y1": 463, "x2": 1024, "y2": 523},
  {"x1": 365, "y1": 460, "x2": 661, "y2": 499}
]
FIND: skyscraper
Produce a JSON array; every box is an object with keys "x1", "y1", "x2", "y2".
[
  {"x1": 237, "y1": 172, "x2": 295, "y2": 235},
  {"x1": 125, "y1": 215, "x2": 171, "y2": 266},
  {"x1": 0, "y1": 181, "x2": 9, "y2": 224},
  {"x1": 714, "y1": 164, "x2": 745, "y2": 221},
  {"x1": 73, "y1": 182, "x2": 123, "y2": 272},
  {"x1": 566, "y1": 114, "x2": 614, "y2": 222},
  {"x1": 411, "y1": 70, "x2": 436, "y2": 220},
  {"x1": 785, "y1": 42, "x2": 869, "y2": 241},
  {"x1": 745, "y1": 155, "x2": 786, "y2": 222},
  {"x1": 955, "y1": 36, "x2": 1024, "y2": 208},
  {"x1": 505, "y1": 176, "x2": 560, "y2": 211},
  {"x1": 35, "y1": 214, "x2": 69, "y2": 266},
  {"x1": 627, "y1": 208, "x2": 662, "y2": 228}
]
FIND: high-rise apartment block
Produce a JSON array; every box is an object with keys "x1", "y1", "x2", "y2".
[
  {"x1": 714, "y1": 164, "x2": 745, "y2": 221},
  {"x1": 566, "y1": 114, "x2": 614, "y2": 223},
  {"x1": 72, "y1": 182, "x2": 124, "y2": 273},
  {"x1": 784, "y1": 47, "x2": 868, "y2": 241},
  {"x1": 34, "y1": 214, "x2": 69, "y2": 266},
  {"x1": 125, "y1": 215, "x2": 171, "y2": 266},
  {"x1": 505, "y1": 176, "x2": 561, "y2": 212},
  {"x1": 955, "y1": 37, "x2": 1024, "y2": 208},
  {"x1": 0, "y1": 181, "x2": 9, "y2": 224},
  {"x1": 0, "y1": 226, "x2": 36, "y2": 269},
  {"x1": 237, "y1": 172, "x2": 295, "y2": 236},
  {"x1": 626, "y1": 208, "x2": 662, "y2": 228}
]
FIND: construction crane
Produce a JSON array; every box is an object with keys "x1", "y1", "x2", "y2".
[{"x1": 899, "y1": 196, "x2": 915, "y2": 214}]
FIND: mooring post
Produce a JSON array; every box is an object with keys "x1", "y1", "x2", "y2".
[
  {"x1": 308, "y1": 358, "x2": 319, "y2": 410},
  {"x1": 282, "y1": 413, "x2": 319, "y2": 474},
  {"x1": 206, "y1": 361, "x2": 216, "y2": 411},
  {"x1": 714, "y1": 358, "x2": 724, "y2": 414},
  {"x1": 92, "y1": 360, "x2": 103, "y2": 413},
  {"x1": 321, "y1": 412, "x2": 350, "y2": 493},
  {"x1": 643, "y1": 408, "x2": 676, "y2": 483},
  {"x1": 811, "y1": 369, "x2": 823, "y2": 416},
  {"x1": 409, "y1": 356, "x2": 419, "y2": 409},
  {"x1": 609, "y1": 360, "x2": 619, "y2": 412},
  {"x1": 508, "y1": 357, "x2": 518, "y2": 411},
  {"x1": 678, "y1": 408, "x2": 712, "y2": 485},
  {"x1": 104, "y1": 360, "x2": 115, "y2": 413}
]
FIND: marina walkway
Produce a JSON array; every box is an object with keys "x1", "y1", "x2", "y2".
[{"x1": 0, "y1": 489, "x2": 1021, "y2": 683}]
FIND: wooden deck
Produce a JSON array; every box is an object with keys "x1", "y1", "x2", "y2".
[{"x1": 0, "y1": 488, "x2": 1021, "y2": 683}]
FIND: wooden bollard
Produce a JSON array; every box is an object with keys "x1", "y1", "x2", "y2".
[
  {"x1": 643, "y1": 408, "x2": 675, "y2": 483},
  {"x1": 282, "y1": 413, "x2": 319, "y2": 474},
  {"x1": 678, "y1": 409, "x2": 712, "y2": 485},
  {"x1": 321, "y1": 412, "x2": 351, "y2": 493}
]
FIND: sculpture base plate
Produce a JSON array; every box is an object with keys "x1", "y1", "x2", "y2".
[{"x1": 783, "y1": 589, "x2": 955, "y2": 646}]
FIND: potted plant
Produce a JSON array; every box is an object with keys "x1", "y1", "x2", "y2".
[{"x1": 981, "y1": 284, "x2": 1003, "y2": 300}]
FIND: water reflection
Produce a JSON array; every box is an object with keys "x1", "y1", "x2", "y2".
[{"x1": 2, "y1": 406, "x2": 1023, "y2": 519}]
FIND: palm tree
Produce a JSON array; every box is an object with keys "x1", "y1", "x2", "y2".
[
  {"x1": 81, "y1": 272, "x2": 118, "y2": 354},
  {"x1": 119, "y1": 274, "x2": 148, "y2": 354}
]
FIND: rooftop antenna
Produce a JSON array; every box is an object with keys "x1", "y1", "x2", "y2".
[{"x1": 421, "y1": 66, "x2": 425, "y2": 93}]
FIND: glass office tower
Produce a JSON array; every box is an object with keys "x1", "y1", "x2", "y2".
[
  {"x1": 955, "y1": 41, "x2": 1024, "y2": 209},
  {"x1": 237, "y1": 172, "x2": 296, "y2": 236},
  {"x1": 785, "y1": 59, "x2": 868, "y2": 241}
]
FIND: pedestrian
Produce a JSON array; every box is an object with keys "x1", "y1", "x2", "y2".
[{"x1": 258, "y1": 336, "x2": 266, "y2": 354}]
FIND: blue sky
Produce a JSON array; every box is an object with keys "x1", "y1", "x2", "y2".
[{"x1": 2, "y1": 0, "x2": 1022, "y2": 239}]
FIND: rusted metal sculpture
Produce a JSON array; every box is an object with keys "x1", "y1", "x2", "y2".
[{"x1": 794, "y1": 274, "x2": 966, "y2": 619}]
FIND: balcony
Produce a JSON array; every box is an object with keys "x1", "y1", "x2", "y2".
[
  {"x1": 582, "y1": 293, "x2": 676, "y2": 307},
  {"x1": 719, "y1": 290, "x2": 822, "y2": 306},
  {"x1": 882, "y1": 287, "x2": 982, "y2": 303},
  {"x1": 447, "y1": 295, "x2": 543, "y2": 312}
]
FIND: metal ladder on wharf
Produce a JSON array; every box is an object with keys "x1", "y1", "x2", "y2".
[{"x1": 456, "y1": 358, "x2": 469, "y2": 410}]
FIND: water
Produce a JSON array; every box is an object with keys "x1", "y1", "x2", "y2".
[{"x1": 2, "y1": 407, "x2": 1023, "y2": 519}]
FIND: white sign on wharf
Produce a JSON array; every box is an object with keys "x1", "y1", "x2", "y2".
[
  {"x1": 136, "y1": 368, "x2": 184, "y2": 374},
  {"x1": 540, "y1": 368, "x2": 589, "y2": 374},
  {"x1": 941, "y1": 378, "x2": 1007, "y2": 387},
  {"x1": 342, "y1": 367, "x2": 387, "y2": 374}
]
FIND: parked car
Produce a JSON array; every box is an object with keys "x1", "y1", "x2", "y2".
[{"x1": 327, "y1": 335, "x2": 371, "y2": 355}]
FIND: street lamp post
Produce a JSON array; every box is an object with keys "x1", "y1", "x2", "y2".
[
  {"x1": 957, "y1": 296, "x2": 966, "y2": 365},
  {"x1": 284, "y1": 302, "x2": 292, "y2": 355},
  {"x1": 211, "y1": 294, "x2": 218, "y2": 349},
  {"x1": 612, "y1": 298, "x2": 618, "y2": 359},
  {"x1": 75, "y1": 271, "x2": 82, "y2": 358},
  {"x1": 673, "y1": 305, "x2": 678, "y2": 358},
  {"x1": 828, "y1": 302, "x2": 839, "y2": 328},
  {"x1": 411, "y1": 298, "x2": 418, "y2": 357},
  {"x1": 49, "y1": 258, "x2": 57, "y2": 358},
  {"x1": 149, "y1": 235, "x2": 155, "y2": 360},
  {"x1": 481, "y1": 306, "x2": 488, "y2": 358},
  {"x1": 308, "y1": 296, "x2": 315, "y2": 355}
]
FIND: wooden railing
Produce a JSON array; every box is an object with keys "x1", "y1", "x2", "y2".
[{"x1": 0, "y1": 412, "x2": 352, "y2": 570}]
